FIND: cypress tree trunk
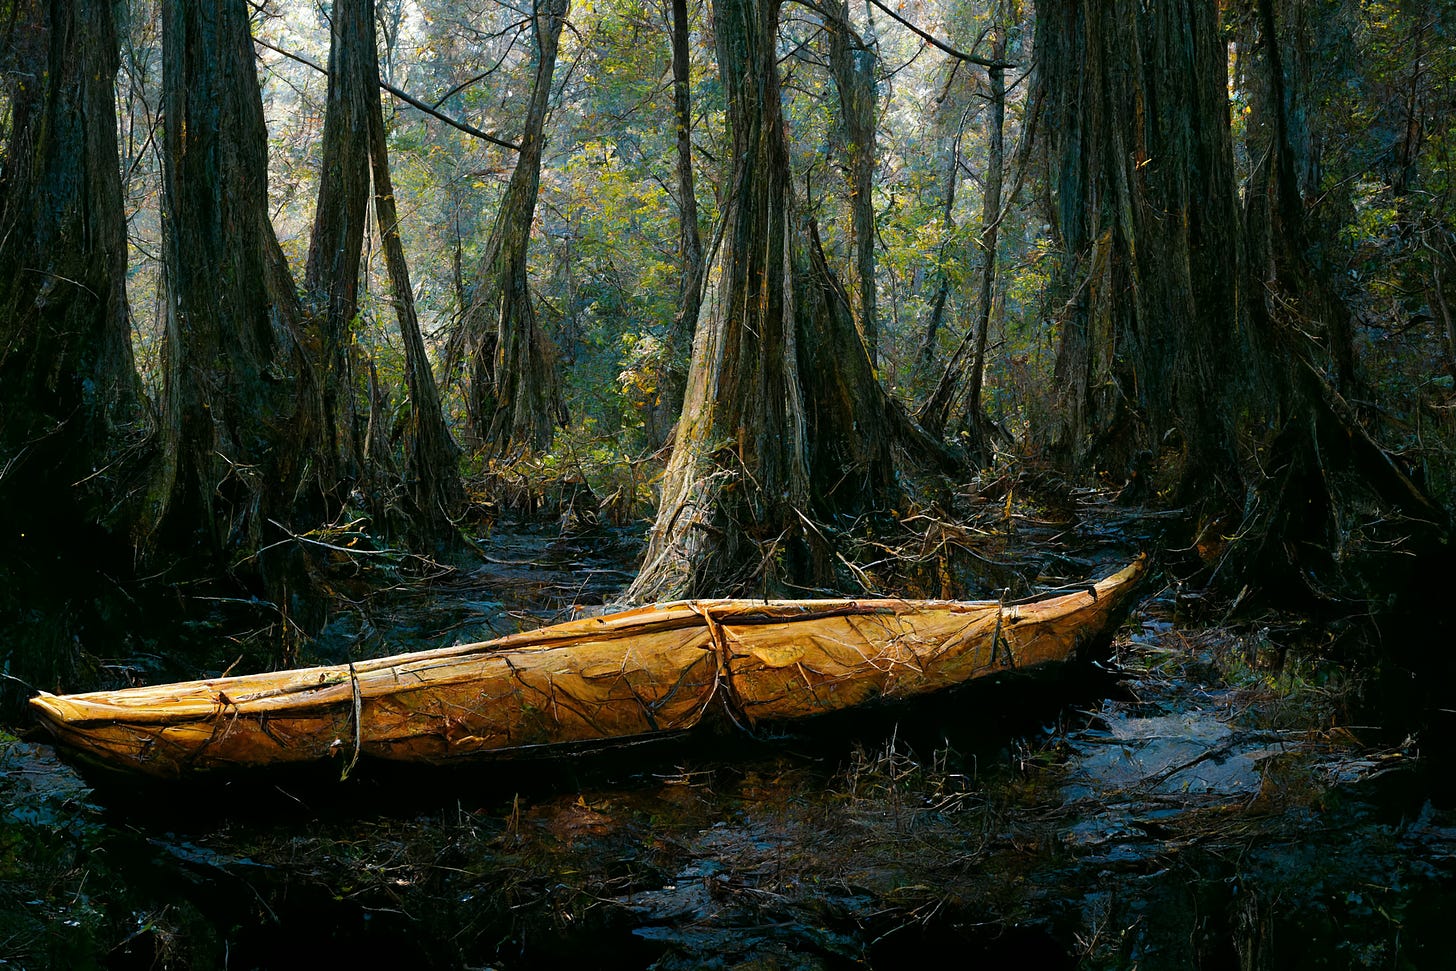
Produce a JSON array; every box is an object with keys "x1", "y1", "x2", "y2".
[
  {"x1": 0, "y1": 0, "x2": 149, "y2": 712},
  {"x1": 305, "y1": 0, "x2": 463, "y2": 542},
  {"x1": 155, "y1": 0, "x2": 320, "y2": 578},
  {"x1": 963, "y1": 31, "x2": 1006, "y2": 443},
  {"x1": 1235, "y1": 0, "x2": 1442, "y2": 572},
  {"x1": 656, "y1": 0, "x2": 705, "y2": 441},
  {"x1": 1237, "y1": 0, "x2": 1453, "y2": 776},
  {"x1": 1036, "y1": 0, "x2": 1242, "y2": 489},
  {"x1": 451, "y1": 0, "x2": 568, "y2": 456},
  {"x1": 626, "y1": 0, "x2": 894, "y2": 603},
  {"x1": 363, "y1": 7, "x2": 466, "y2": 541},
  {"x1": 304, "y1": 0, "x2": 376, "y2": 497},
  {"x1": 1035, "y1": 0, "x2": 1448, "y2": 625},
  {"x1": 914, "y1": 103, "x2": 966, "y2": 378},
  {"x1": 670, "y1": 0, "x2": 704, "y2": 332},
  {"x1": 0, "y1": 0, "x2": 144, "y2": 547},
  {"x1": 1245, "y1": 0, "x2": 1358, "y2": 394},
  {"x1": 0, "y1": 0, "x2": 146, "y2": 570},
  {"x1": 826, "y1": 0, "x2": 879, "y2": 365}
]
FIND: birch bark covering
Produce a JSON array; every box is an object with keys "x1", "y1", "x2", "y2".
[{"x1": 31, "y1": 560, "x2": 1145, "y2": 777}]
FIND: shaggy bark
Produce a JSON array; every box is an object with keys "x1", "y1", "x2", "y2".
[
  {"x1": 154, "y1": 0, "x2": 320, "y2": 576},
  {"x1": 656, "y1": 0, "x2": 706, "y2": 445},
  {"x1": 1036, "y1": 0, "x2": 1242, "y2": 488},
  {"x1": 1036, "y1": 0, "x2": 1449, "y2": 628},
  {"x1": 0, "y1": 0, "x2": 151, "y2": 715},
  {"x1": 0, "y1": 0, "x2": 144, "y2": 543},
  {"x1": 304, "y1": 0, "x2": 376, "y2": 493},
  {"x1": 1234, "y1": 0, "x2": 1456, "y2": 793},
  {"x1": 1245, "y1": 0, "x2": 1358, "y2": 394},
  {"x1": 1234, "y1": 0, "x2": 1444, "y2": 579},
  {"x1": 825, "y1": 0, "x2": 879, "y2": 365},
  {"x1": 365, "y1": 21, "x2": 466, "y2": 540},
  {"x1": 451, "y1": 0, "x2": 568, "y2": 456},
  {"x1": 626, "y1": 0, "x2": 896, "y2": 603}
]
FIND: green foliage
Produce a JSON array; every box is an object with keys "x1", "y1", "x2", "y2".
[{"x1": 96, "y1": 0, "x2": 1456, "y2": 535}]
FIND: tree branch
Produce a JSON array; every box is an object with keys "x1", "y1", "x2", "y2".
[
  {"x1": 865, "y1": 0, "x2": 1013, "y2": 69},
  {"x1": 252, "y1": 35, "x2": 522, "y2": 152}
]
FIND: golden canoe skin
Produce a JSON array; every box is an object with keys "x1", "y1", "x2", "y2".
[{"x1": 29, "y1": 558, "x2": 1144, "y2": 777}]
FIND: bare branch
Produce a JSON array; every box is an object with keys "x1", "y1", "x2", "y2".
[
  {"x1": 865, "y1": 0, "x2": 1014, "y2": 69},
  {"x1": 252, "y1": 34, "x2": 522, "y2": 152},
  {"x1": 430, "y1": 18, "x2": 531, "y2": 108}
]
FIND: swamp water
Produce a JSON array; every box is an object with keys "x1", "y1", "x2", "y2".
[{"x1": 2, "y1": 524, "x2": 1454, "y2": 968}]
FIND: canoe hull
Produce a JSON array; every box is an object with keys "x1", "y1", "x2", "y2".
[{"x1": 30, "y1": 559, "x2": 1145, "y2": 777}]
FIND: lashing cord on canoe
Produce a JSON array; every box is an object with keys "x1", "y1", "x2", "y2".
[
  {"x1": 341, "y1": 662, "x2": 362, "y2": 781},
  {"x1": 191, "y1": 690, "x2": 245, "y2": 768},
  {"x1": 988, "y1": 589, "x2": 1018, "y2": 670},
  {"x1": 687, "y1": 603, "x2": 754, "y2": 734}
]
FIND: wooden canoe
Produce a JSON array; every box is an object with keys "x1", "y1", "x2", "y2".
[{"x1": 29, "y1": 558, "x2": 1145, "y2": 778}]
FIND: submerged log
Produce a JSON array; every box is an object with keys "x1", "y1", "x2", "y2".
[{"x1": 30, "y1": 559, "x2": 1144, "y2": 778}]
